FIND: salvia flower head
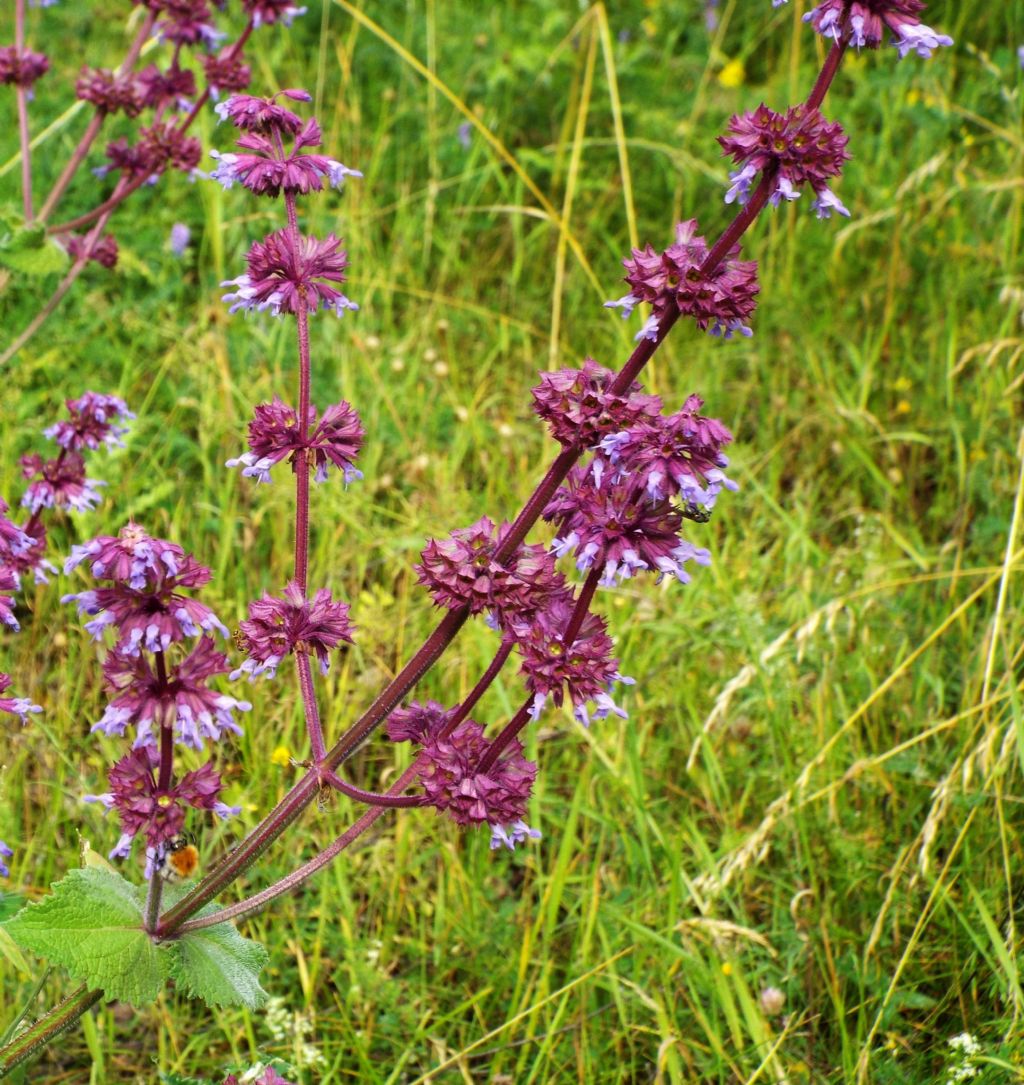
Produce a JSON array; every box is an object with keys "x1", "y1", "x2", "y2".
[
  {"x1": 774, "y1": 0, "x2": 952, "y2": 57},
  {"x1": 0, "y1": 840, "x2": 12, "y2": 879},
  {"x1": 63, "y1": 524, "x2": 228, "y2": 655},
  {"x1": 200, "y1": 48, "x2": 252, "y2": 96},
  {"x1": 416, "y1": 516, "x2": 566, "y2": 625},
  {"x1": 208, "y1": 116, "x2": 361, "y2": 199},
  {"x1": 215, "y1": 89, "x2": 310, "y2": 135},
  {"x1": 0, "y1": 672, "x2": 42, "y2": 724},
  {"x1": 232, "y1": 580, "x2": 355, "y2": 681},
  {"x1": 104, "y1": 746, "x2": 224, "y2": 851},
  {"x1": 136, "y1": 120, "x2": 202, "y2": 175},
  {"x1": 507, "y1": 592, "x2": 628, "y2": 720},
  {"x1": 600, "y1": 394, "x2": 737, "y2": 507},
  {"x1": 94, "y1": 637, "x2": 250, "y2": 750},
  {"x1": 386, "y1": 699, "x2": 451, "y2": 743},
  {"x1": 607, "y1": 219, "x2": 759, "y2": 339},
  {"x1": 544, "y1": 463, "x2": 712, "y2": 587},
  {"x1": 0, "y1": 498, "x2": 33, "y2": 562},
  {"x1": 720, "y1": 103, "x2": 850, "y2": 214},
  {"x1": 0, "y1": 46, "x2": 49, "y2": 88},
  {"x1": 155, "y1": 0, "x2": 221, "y2": 46},
  {"x1": 20, "y1": 452, "x2": 104, "y2": 514},
  {"x1": 221, "y1": 230, "x2": 358, "y2": 318},
  {"x1": 75, "y1": 67, "x2": 143, "y2": 116},
  {"x1": 44, "y1": 392, "x2": 134, "y2": 451},
  {"x1": 136, "y1": 62, "x2": 196, "y2": 111},
  {"x1": 532, "y1": 358, "x2": 662, "y2": 449},
  {"x1": 227, "y1": 397, "x2": 364, "y2": 484},
  {"x1": 4, "y1": 520, "x2": 53, "y2": 584},
  {"x1": 419, "y1": 720, "x2": 537, "y2": 828}
]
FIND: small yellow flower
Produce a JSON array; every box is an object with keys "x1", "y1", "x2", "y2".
[
  {"x1": 721, "y1": 961, "x2": 733, "y2": 976},
  {"x1": 896, "y1": 400, "x2": 912, "y2": 415},
  {"x1": 892, "y1": 376, "x2": 912, "y2": 392},
  {"x1": 271, "y1": 745, "x2": 292, "y2": 767},
  {"x1": 718, "y1": 59, "x2": 745, "y2": 89}
]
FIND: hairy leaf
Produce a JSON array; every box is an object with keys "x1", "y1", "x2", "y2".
[
  {"x1": 1, "y1": 867, "x2": 169, "y2": 1006},
  {"x1": 169, "y1": 909, "x2": 269, "y2": 1010}
]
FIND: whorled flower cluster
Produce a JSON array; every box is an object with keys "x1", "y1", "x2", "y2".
[
  {"x1": 720, "y1": 103, "x2": 851, "y2": 217},
  {"x1": 227, "y1": 397, "x2": 365, "y2": 484},
  {"x1": 532, "y1": 358, "x2": 662, "y2": 449},
  {"x1": 208, "y1": 92, "x2": 361, "y2": 198},
  {"x1": 232, "y1": 580, "x2": 356, "y2": 681},
  {"x1": 63, "y1": 523, "x2": 228, "y2": 655},
  {"x1": 772, "y1": 0, "x2": 952, "y2": 58},
  {"x1": 0, "y1": 46, "x2": 49, "y2": 88},
  {"x1": 0, "y1": 671, "x2": 42, "y2": 725},
  {"x1": 86, "y1": 746, "x2": 237, "y2": 860},
  {"x1": 416, "y1": 516, "x2": 566, "y2": 628},
  {"x1": 605, "y1": 219, "x2": 759, "y2": 341}
]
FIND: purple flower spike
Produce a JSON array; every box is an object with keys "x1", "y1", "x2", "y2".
[
  {"x1": 222, "y1": 230, "x2": 357, "y2": 318},
  {"x1": 531, "y1": 358, "x2": 662, "y2": 449},
  {"x1": 621, "y1": 219, "x2": 759, "y2": 338},
  {"x1": 416, "y1": 516, "x2": 566, "y2": 625},
  {"x1": 64, "y1": 233, "x2": 119, "y2": 269},
  {"x1": 0, "y1": 672, "x2": 42, "y2": 723},
  {"x1": 170, "y1": 223, "x2": 191, "y2": 256},
  {"x1": 419, "y1": 721, "x2": 537, "y2": 828},
  {"x1": 719, "y1": 104, "x2": 850, "y2": 212},
  {"x1": 44, "y1": 392, "x2": 134, "y2": 451},
  {"x1": 233, "y1": 580, "x2": 355, "y2": 681},
  {"x1": 0, "y1": 840, "x2": 12, "y2": 878}
]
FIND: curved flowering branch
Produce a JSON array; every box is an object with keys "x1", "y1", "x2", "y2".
[{"x1": 155, "y1": 0, "x2": 954, "y2": 941}]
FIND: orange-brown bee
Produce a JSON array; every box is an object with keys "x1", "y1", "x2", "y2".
[
  {"x1": 231, "y1": 628, "x2": 248, "y2": 653},
  {"x1": 162, "y1": 832, "x2": 200, "y2": 881}
]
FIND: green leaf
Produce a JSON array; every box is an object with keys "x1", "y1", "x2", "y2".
[
  {"x1": 168, "y1": 909, "x2": 269, "y2": 1010},
  {"x1": 0, "y1": 227, "x2": 69, "y2": 276},
  {"x1": 1, "y1": 867, "x2": 169, "y2": 1006}
]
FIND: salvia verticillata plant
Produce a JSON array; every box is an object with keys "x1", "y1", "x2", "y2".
[
  {"x1": 0, "y1": 0, "x2": 307, "y2": 367},
  {"x1": 0, "y1": 1, "x2": 953, "y2": 1076}
]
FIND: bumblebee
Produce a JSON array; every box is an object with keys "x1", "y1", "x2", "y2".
[{"x1": 161, "y1": 832, "x2": 200, "y2": 881}]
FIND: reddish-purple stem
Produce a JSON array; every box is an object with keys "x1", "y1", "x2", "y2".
[
  {"x1": 154, "y1": 651, "x2": 173, "y2": 791},
  {"x1": 14, "y1": 0, "x2": 32, "y2": 221},
  {"x1": 296, "y1": 652, "x2": 326, "y2": 762},
  {"x1": 445, "y1": 636, "x2": 516, "y2": 732},
  {"x1": 319, "y1": 767, "x2": 423, "y2": 808}
]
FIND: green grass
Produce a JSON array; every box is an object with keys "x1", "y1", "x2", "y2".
[{"x1": 2, "y1": 0, "x2": 1024, "y2": 1081}]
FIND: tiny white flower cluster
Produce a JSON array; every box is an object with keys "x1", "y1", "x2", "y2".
[
  {"x1": 262, "y1": 996, "x2": 326, "y2": 1069},
  {"x1": 944, "y1": 1032, "x2": 982, "y2": 1085}
]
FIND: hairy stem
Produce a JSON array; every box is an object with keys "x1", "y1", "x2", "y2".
[
  {"x1": 319, "y1": 767, "x2": 423, "y2": 808},
  {"x1": 296, "y1": 652, "x2": 325, "y2": 762},
  {"x1": 143, "y1": 868, "x2": 164, "y2": 934},
  {"x1": 0, "y1": 985, "x2": 103, "y2": 1078},
  {"x1": 174, "y1": 761, "x2": 424, "y2": 933}
]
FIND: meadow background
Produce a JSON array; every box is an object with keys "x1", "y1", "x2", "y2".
[{"x1": 2, "y1": 0, "x2": 1024, "y2": 1081}]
